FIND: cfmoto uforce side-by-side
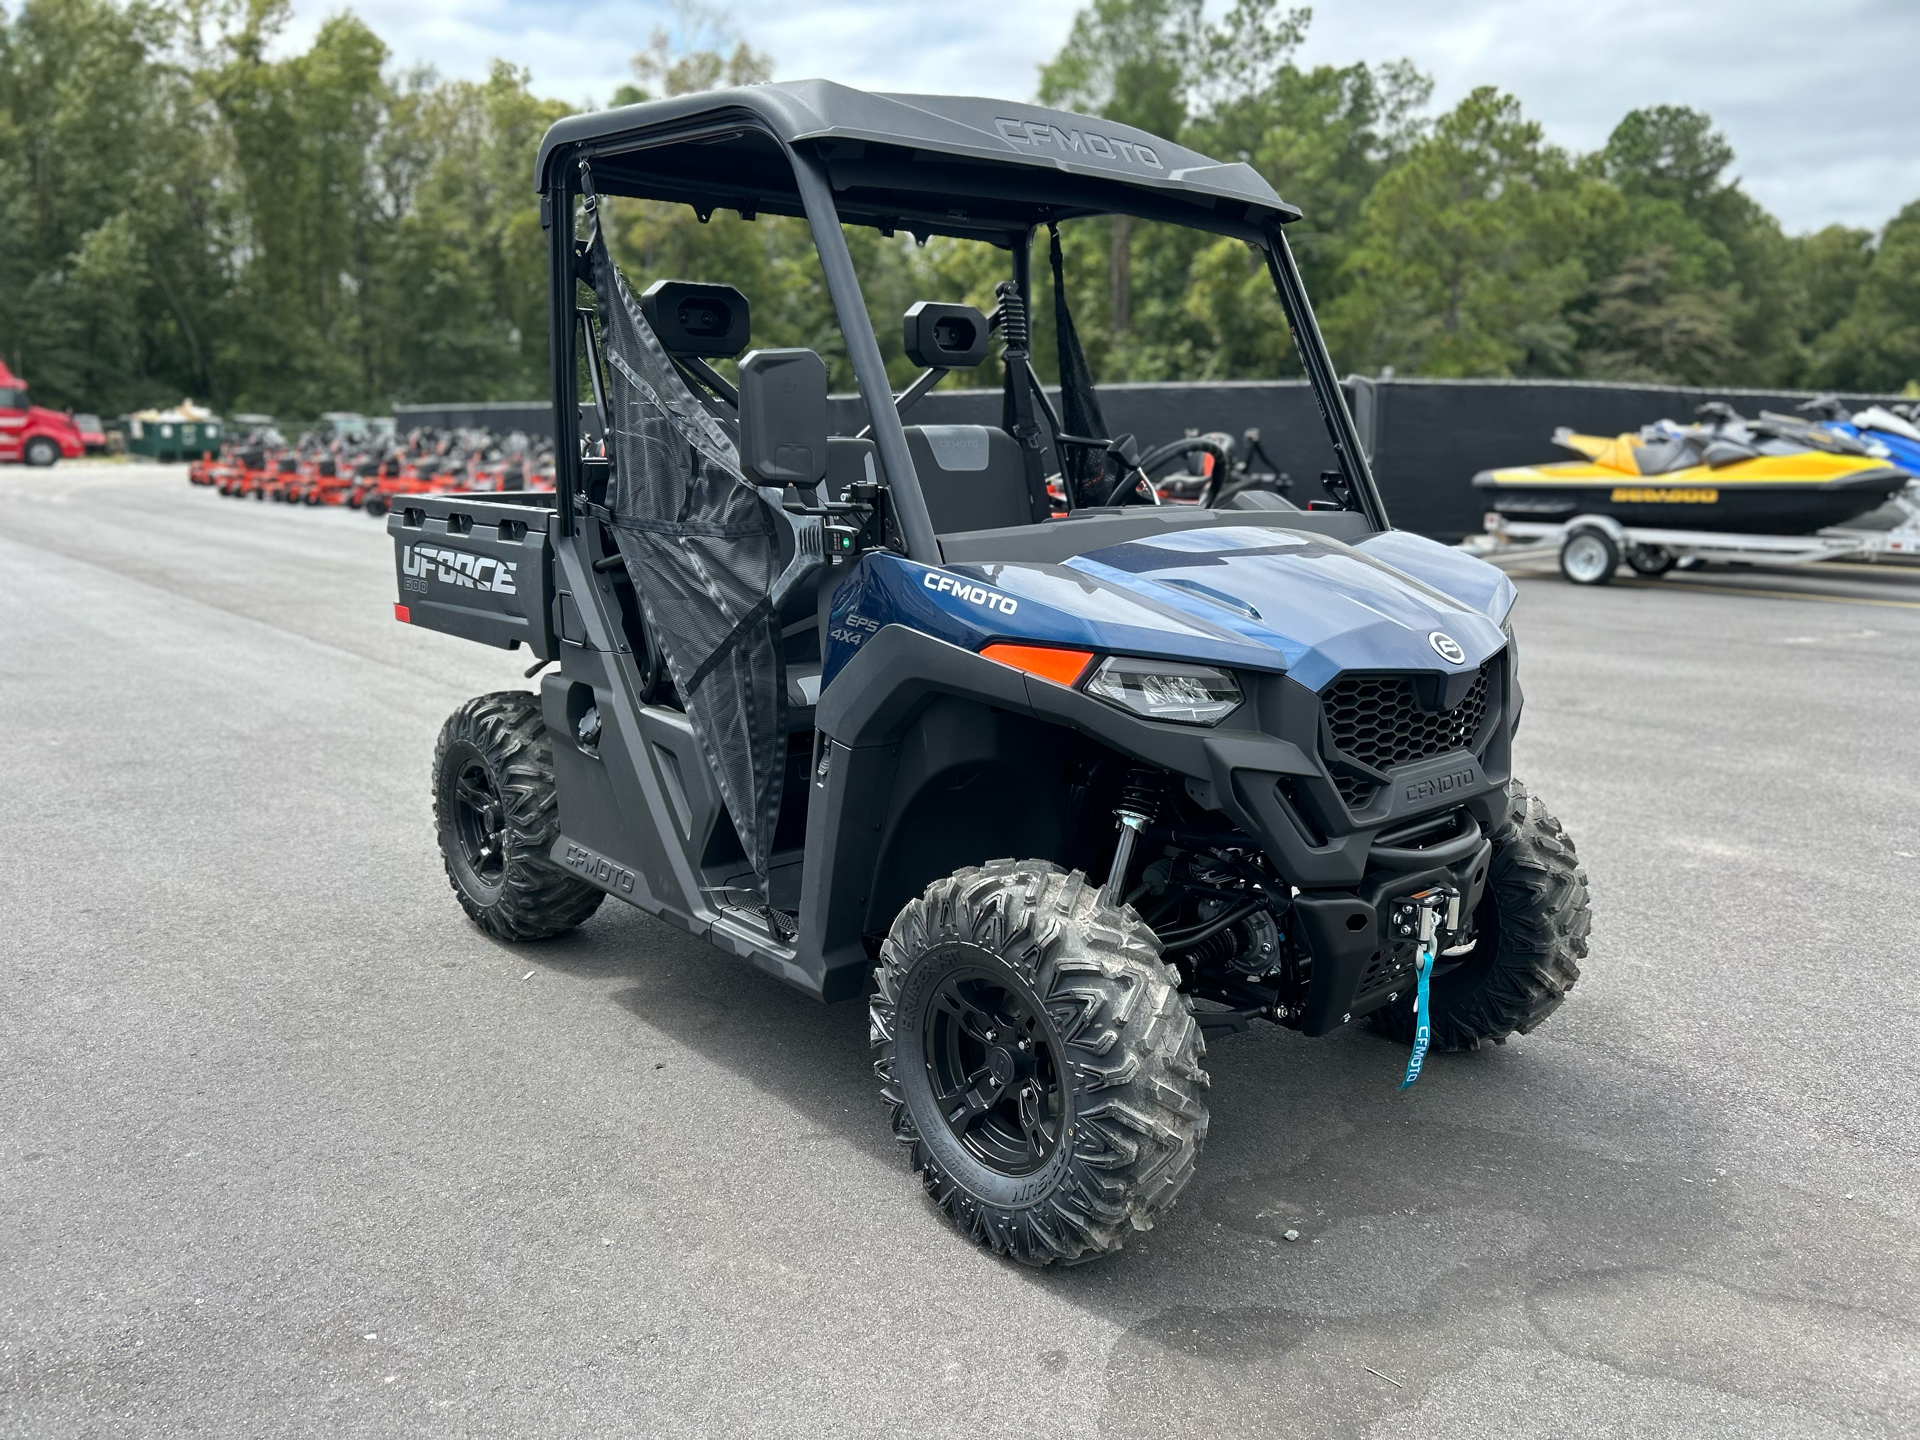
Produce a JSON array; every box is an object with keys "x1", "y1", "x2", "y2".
[{"x1": 394, "y1": 81, "x2": 1591, "y2": 1265}]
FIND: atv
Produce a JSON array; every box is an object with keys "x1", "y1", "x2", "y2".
[{"x1": 391, "y1": 82, "x2": 1591, "y2": 1265}]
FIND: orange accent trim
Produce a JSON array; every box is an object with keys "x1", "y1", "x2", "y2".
[
  {"x1": 394, "y1": 603, "x2": 411, "y2": 623},
  {"x1": 980, "y1": 642, "x2": 1095, "y2": 686}
]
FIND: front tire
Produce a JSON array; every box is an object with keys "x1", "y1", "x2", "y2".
[
  {"x1": 872, "y1": 861, "x2": 1209, "y2": 1265},
  {"x1": 1373, "y1": 780, "x2": 1590, "y2": 1051},
  {"x1": 23, "y1": 437, "x2": 59, "y2": 467},
  {"x1": 432, "y1": 691, "x2": 603, "y2": 940}
]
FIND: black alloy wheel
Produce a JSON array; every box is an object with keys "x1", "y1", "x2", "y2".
[
  {"x1": 922, "y1": 964, "x2": 1066, "y2": 1177},
  {"x1": 873, "y1": 860, "x2": 1209, "y2": 1265},
  {"x1": 451, "y1": 758, "x2": 507, "y2": 892},
  {"x1": 431, "y1": 691, "x2": 603, "y2": 940}
]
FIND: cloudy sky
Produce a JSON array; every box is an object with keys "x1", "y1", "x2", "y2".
[{"x1": 278, "y1": 0, "x2": 1920, "y2": 234}]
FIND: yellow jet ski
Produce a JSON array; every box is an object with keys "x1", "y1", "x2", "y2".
[{"x1": 1473, "y1": 402, "x2": 1910, "y2": 535}]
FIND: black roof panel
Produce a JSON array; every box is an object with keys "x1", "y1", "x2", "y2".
[{"x1": 534, "y1": 79, "x2": 1298, "y2": 236}]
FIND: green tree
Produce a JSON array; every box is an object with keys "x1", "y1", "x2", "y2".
[
  {"x1": 205, "y1": 3, "x2": 395, "y2": 413},
  {"x1": 1585, "y1": 105, "x2": 1797, "y2": 383},
  {"x1": 1813, "y1": 201, "x2": 1920, "y2": 391},
  {"x1": 1182, "y1": 54, "x2": 1431, "y2": 377},
  {"x1": 1576, "y1": 245, "x2": 1739, "y2": 383},
  {"x1": 7, "y1": 0, "x2": 1920, "y2": 422},
  {"x1": 0, "y1": 0, "x2": 233, "y2": 413},
  {"x1": 1040, "y1": 0, "x2": 1204, "y2": 335},
  {"x1": 1036, "y1": 0, "x2": 1420, "y2": 380},
  {"x1": 379, "y1": 62, "x2": 571, "y2": 402},
  {"x1": 1601, "y1": 105, "x2": 1735, "y2": 213},
  {"x1": 1790, "y1": 224, "x2": 1874, "y2": 346},
  {"x1": 1188, "y1": 50, "x2": 1428, "y2": 298},
  {"x1": 1324, "y1": 87, "x2": 1610, "y2": 377}
]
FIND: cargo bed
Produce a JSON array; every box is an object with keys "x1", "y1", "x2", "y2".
[{"x1": 389, "y1": 491, "x2": 559, "y2": 656}]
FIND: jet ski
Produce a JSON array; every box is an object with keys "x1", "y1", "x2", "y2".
[
  {"x1": 1794, "y1": 395, "x2": 1920, "y2": 476},
  {"x1": 1473, "y1": 403, "x2": 1912, "y2": 535}
]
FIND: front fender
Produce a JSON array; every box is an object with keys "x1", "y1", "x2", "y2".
[{"x1": 1355, "y1": 530, "x2": 1517, "y2": 624}]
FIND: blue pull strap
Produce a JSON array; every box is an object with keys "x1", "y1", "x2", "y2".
[{"x1": 1398, "y1": 945, "x2": 1433, "y2": 1090}]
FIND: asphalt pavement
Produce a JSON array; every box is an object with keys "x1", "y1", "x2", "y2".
[{"x1": 3, "y1": 463, "x2": 1917, "y2": 1438}]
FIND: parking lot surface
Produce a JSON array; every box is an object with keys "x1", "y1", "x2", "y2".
[{"x1": 3, "y1": 463, "x2": 1917, "y2": 1438}]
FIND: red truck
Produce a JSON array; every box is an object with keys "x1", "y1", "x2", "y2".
[{"x1": 0, "y1": 359, "x2": 86, "y2": 466}]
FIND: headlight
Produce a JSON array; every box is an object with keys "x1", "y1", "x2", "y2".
[{"x1": 1084, "y1": 656, "x2": 1242, "y2": 726}]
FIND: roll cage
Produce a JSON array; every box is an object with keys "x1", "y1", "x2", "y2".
[{"x1": 536, "y1": 79, "x2": 1391, "y2": 548}]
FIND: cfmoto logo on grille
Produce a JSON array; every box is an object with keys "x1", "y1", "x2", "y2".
[{"x1": 1428, "y1": 631, "x2": 1466, "y2": 664}]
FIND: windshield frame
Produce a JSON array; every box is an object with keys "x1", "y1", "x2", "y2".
[{"x1": 545, "y1": 119, "x2": 1392, "y2": 555}]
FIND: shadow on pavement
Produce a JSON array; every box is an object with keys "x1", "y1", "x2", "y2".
[{"x1": 524, "y1": 899, "x2": 1920, "y2": 1438}]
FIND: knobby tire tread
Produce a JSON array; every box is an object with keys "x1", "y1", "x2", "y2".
[
  {"x1": 433, "y1": 691, "x2": 603, "y2": 941},
  {"x1": 1373, "y1": 779, "x2": 1590, "y2": 1051},
  {"x1": 871, "y1": 860, "x2": 1210, "y2": 1266}
]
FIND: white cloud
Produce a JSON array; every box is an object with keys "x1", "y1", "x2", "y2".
[{"x1": 278, "y1": 0, "x2": 1920, "y2": 233}]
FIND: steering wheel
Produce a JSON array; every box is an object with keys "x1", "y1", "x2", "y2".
[
  {"x1": 1054, "y1": 432, "x2": 1160, "y2": 507},
  {"x1": 1133, "y1": 434, "x2": 1238, "y2": 506}
]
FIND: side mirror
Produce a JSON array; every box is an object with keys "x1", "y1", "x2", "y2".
[
  {"x1": 640, "y1": 279, "x2": 751, "y2": 358},
  {"x1": 737, "y1": 348, "x2": 828, "y2": 487},
  {"x1": 903, "y1": 302, "x2": 990, "y2": 369}
]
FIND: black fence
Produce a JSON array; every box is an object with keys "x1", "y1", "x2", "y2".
[
  {"x1": 411, "y1": 379, "x2": 1911, "y2": 542},
  {"x1": 392, "y1": 400, "x2": 555, "y2": 436}
]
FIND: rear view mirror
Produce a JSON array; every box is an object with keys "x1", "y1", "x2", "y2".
[
  {"x1": 903, "y1": 302, "x2": 990, "y2": 369},
  {"x1": 738, "y1": 348, "x2": 828, "y2": 487},
  {"x1": 640, "y1": 280, "x2": 751, "y2": 358}
]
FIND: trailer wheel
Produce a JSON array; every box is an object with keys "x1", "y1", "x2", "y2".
[
  {"x1": 1626, "y1": 545, "x2": 1677, "y2": 576},
  {"x1": 23, "y1": 437, "x2": 59, "y2": 467},
  {"x1": 873, "y1": 860, "x2": 1209, "y2": 1265},
  {"x1": 1559, "y1": 528, "x2": 1619, "y2": 585},
  {"x1": 433, "y1": 691, "x2": 604, "y2": 941},
  {"x1": 1372, "y1": 780, "x2": 1589, "y2": 1052}
]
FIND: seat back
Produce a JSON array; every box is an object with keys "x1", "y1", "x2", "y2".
[
  {"x1": 903, "y1": 425, "x2": 1036, "y2": 534},
  {"x1": 821, "y1": 435, "x2": 878, "y2": 502}
]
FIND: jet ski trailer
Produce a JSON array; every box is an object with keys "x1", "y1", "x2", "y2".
[
  {"x1": 1473, "y1": 404, "x2": 1912, "y2": 537},
  {"x1": 1465, "y1": 490, "x2": 1920, "y2": 586}
]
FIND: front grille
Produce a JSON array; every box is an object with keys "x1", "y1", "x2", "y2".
[
  {"x1": 1333, "y1": 771, "x2": 1379, "y2": 809},
  {"x1": 1321, "y1": 660, "x2": 1496, "y2": 806}
]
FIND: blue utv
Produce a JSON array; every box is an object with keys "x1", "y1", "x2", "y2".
[{"x1": 391, "y1": 80, "x2": 1592, "y2": 1265}]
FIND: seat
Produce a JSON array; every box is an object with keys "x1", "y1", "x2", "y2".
[{"x1": 903, "y1": 424, "x2": 1037, "y2": 534}]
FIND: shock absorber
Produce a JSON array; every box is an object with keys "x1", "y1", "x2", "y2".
[
  {"x1": 992, "y1": 276, "x2": 1052, "y2": 522},
  {"x1": 1102, "y1": 770, "x2": 1165, "y2": 905},
  {"x1": 994, "y1": 278, "x2": 1030, "y2": 355}
]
